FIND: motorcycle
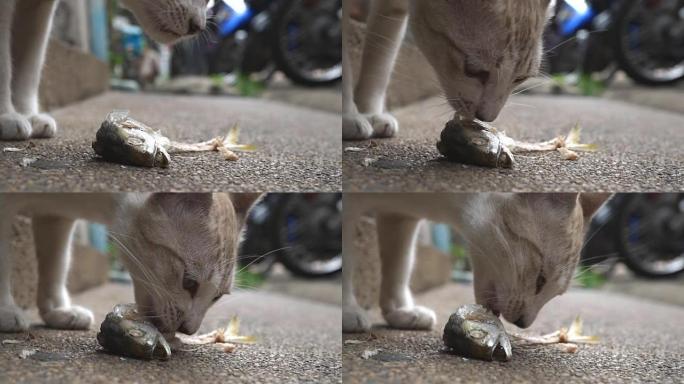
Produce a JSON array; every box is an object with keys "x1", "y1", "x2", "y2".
[
  {"x1": 239, "y1": 193, "x2": 342, "y2": 278},
  {"x1": 581, "y1": 193, "x2": 684, "y2": 278},
  {"x1": 545, "y1": 0, "x2": 684, "y2": 86},
  {"x1": 171, "y1": 0, "x2": 342, "y2": 86}
]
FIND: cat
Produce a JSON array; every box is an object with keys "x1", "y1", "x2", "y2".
[
  {"x1": 0, "y1": 193, "x2": 260, "y2": 340},
  {"x1": 342, "y1": 193, "x2": 610, "y2": 333},
  {"x1": 342, "y1": 0, "x2": 555, "y2": 140},
  {"x1": 0, "y1": 0, "x2": 208, "y2": 140}
]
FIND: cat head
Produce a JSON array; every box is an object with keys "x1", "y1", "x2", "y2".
[
  {"x1": 464, "y1": 193, "x2": 610, "y2": 328},
  {"x1": 409, "y1": 0, "x2": 555, "y2": 121},
  {"x1": 119, "y1": 0, "x2": 209, "y2": 43},
  {"x1": 112, "y1": 193, "x2": 261, "y2": 336}
]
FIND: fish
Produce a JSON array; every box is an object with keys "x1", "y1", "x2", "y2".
[
  {"x1": 436, "y1": 118, "x2": 514, "y2": 168},
  {"x1": 96, "y1": 303, "x2": 171, "y2": 361},
  {"x1": 442, "y1": 304, "x2": 512, "y2": 362},
  {"x1": 92, "y1": 111, "x2": 170, "y2": 168}
]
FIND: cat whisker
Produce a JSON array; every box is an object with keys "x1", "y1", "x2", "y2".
[{"x1": 236, "y1": 246, "x2": 291, "y2": 275}]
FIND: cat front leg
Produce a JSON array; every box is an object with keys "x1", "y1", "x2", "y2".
[
  {"x1": 377, "y1": 214, "x2": 436, "y2": 330},
  {"x1": 342, "y1": 196, "x2": 372, "y2": 333},
  {"x1": 10, "y1": 0, "x2": 58, "y2": 138},
  {"x1": 0, "y1": 0, "x2": 32, "y2": 141},
  {"x1": 344, "y1": 0, "x2": 407, "y2": 140},
  {"x1": 0, "y1": 207, "x2": 30, "y2": 332},
  {"x1": 32, "y1": 216, "x2": 93, "y2": 330}
]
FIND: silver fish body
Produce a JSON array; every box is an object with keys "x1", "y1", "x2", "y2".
[
  {"x1": 437, "y1": 118, "x2": 514, "y2": 168},
  {"x1": 92, "y1": 111, "x2": 170, "y2": 168},
  {"x1": 443, "y1": 304, "x2": 512, "y2": 362},
  {"x1": 97, "y1": 303, "x2": 171, "y2": 360}
]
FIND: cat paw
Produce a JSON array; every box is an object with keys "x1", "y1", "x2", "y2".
[
  {"x1": 42, "y1": 306, "x2": 93, "y2": 330},
  {"x1": 384, "y1": 306, "x2": 436, "y2": 330},
  {"x1": 343, "y1": 113, "x2": 373, "y2": 140},
  {"x1": 0, "y1": 112, "x2": 32, "y2": 140},
  {"x1": 343, "y1": 305, "x2": 371, "y2": 333},
  {"x1": 0, "y1": 304, "x2": 29, "y2": 332},
  {"x1": 368, "y1": 113, "x2": 399, "y2": 138},
  {"x1": 29, "y1": 113, "x2": 57, "y2": 138}
]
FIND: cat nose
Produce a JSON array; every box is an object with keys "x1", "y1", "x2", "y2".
[
  {"x1": 187, "y1": 17, "x2": 205, "y2": 35},
  {"x1": 178, "y1": 322, "x2": 192, "y2": 335},
  {"x1": 513, "y1": 316, "x2": 530, "y2": 329}
]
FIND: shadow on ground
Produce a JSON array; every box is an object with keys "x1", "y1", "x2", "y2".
[
  {"x1": 0, "y1": 283, "x2": 341, "y2": 383},
  {"x1": 343, "y1": 283, "x2": 683, "y2": 383}
]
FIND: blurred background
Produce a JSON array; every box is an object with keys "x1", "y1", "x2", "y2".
[
  {"x1": 347, "y1": 0, "x2": 684, "y2": 113},
  {"x1": 42, "y1": 0, "x2": 341, "y2": 114},
  {"x1": 352, "y1": 193, "x2": 684, "y2": 310},
  {"x1": 9, "y1": 193, "x2": 342, "y2": 311}
]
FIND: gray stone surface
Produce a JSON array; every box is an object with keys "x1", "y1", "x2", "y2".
[
  {"x1": 0, "y1": 283, "x2": 342, "y2": 383},
  {"x1": 342, "y1": 282, "x2": 684, "y2": 383},
  {"x1": 0, "y1": 92, "x2": 341, "y2": 192},
  {"x1": 343, "y1": 95, "x2": 683, "y2": 192}
]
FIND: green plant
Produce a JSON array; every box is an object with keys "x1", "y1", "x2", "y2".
[
  {"x1": 575, "y1": 266, "x2": 607, "y2": 288},
  {"x1": 235, "y1": 73, "x2": 265, "y2": 97},
  {"x1": 234, "y1": 269, "x2": 266, "y2": 290}
]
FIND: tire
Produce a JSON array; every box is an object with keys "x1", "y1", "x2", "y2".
[
  {"x1": 615, "y1": 194, "x2": 684, "y2": 279},
  {"x1": 272, "y1": 194, "x2": 342, "y2": 278},
  {"x1": 271, "y1": 0, "x2": 342, "y2": 87},
  {"x1": 612, "y1": 0, "x2": 684, "y2": 86}
]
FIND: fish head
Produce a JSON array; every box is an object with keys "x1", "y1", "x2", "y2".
[{"x1": 459, "y1": 308, "x2": 512, "y2": 362}]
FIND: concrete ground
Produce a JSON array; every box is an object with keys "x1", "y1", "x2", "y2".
[
  {"x1": 342, "y1": 283, "x2": 684, "y2": 383},
  {"x1": 343, "y1": 95, "x2": 683, "y2": 192},
  {"x1": 0, "y1": 91, "x2": 340, "y2": 192},
  {"x1": 0, "y1": 283, "x2": 341, "y2": 384}
]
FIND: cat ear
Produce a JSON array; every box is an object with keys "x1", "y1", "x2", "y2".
[
  {"x1": 148, "y1": 193, "x2": 213, "y2": 213},
  {"x1": 579, "y1": 193, "x2": 612, "y2": 219},
  {"x1": 230, "y1": 193, "x2": 263, "y2": 225}
]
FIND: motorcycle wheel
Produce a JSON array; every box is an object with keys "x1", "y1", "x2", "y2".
[
  {"x1": 271, "y1": 0, "x2": 342, "y2": 86},
  {"x1": 613, "y1": 0, "x2": 684, "y2": 86},
  {"x1": 273, "y1": 194, "x2": 342, "y2": 278},
  {"x1": 615, "y1": 194, "x2": 684, "y2": 278}
]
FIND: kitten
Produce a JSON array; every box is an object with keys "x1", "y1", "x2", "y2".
[
  {"x1": 0, "y1": 0, "x2": 208, "y2": 140},
  {"x1": 342, "y1": 0, "x2": 555, "y2": 140},
  {"x1": 342, "y1": 193, "x2": 610, "y2": 333},
  {"x1": 0, "y1": 193, "x2": 260, "y2": 338}
]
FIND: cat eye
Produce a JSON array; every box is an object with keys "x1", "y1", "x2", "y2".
[
  {"x1": 182, "y1": 273, "x2": 199, "y2": 297},
  {"x1": 513, "y1": 76, "x2": 530, "y2": 85},
  {"x1": 535, "y1": 273, "x2": 547, "y2": 294}
]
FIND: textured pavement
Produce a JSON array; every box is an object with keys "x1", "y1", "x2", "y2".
[
  {"x1": 343, "y1": 95, "x2": 683, "y2": 192},
  {"x1": 0, "y1": 283, "x2": 341, "y2": 384},
  {"x1": 342, "y1": 283, "x2": 684, "y2": 383},
  {"x1": 0, "y1": 92, "x2": 341, "y2": 192}
]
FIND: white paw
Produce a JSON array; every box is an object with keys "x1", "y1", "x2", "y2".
[
  {"x1": 368, "y1": 113, "x2": 399, "y2": 138},
  {"x1": 0, "y1": 112, "x2": 32, "y2": 140},
  {"x1": 29, "y1": 113, "x2": 57, "y2": 138},
  {"x1": 42, "y1": 306, "x2": 93, "y2": 330},
  {"x1": 0, "y1": 304, "x2": 29, "y2": 332},
  {"x1": 343, "y1": 305, "x2": 371, "y2": 333},
  {"x1": 384, "y1": 306, "x2": 436, "y2": 330},
  {"x1": 343, "y1": 113, "x2": 373, "y2": 140}
]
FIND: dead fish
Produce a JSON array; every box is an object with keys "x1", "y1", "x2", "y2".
[
  {"x1": 97, "y1": 303, "x2": 171, "y2": 361},
  {"x1": 92, "y1": 111, "x2": 170, "y2": 168},
  {"x1": 436, "y1": 118, "x2": 514, "y2": 168},
  {"x1": 443, "y1": 304, "x2": 512, "y2": 362}
]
